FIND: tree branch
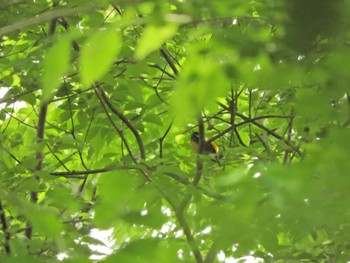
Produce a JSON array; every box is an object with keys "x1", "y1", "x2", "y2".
[
  {"x1": 159, "y1": 120, "x2": 173, "y2": 159},
  {"x1": 45, "y1": 142, "x2": 70, "y2": 171},
  {"x1": 26, "y1": 4, "x2": 58, "y2": 241},
  {"x1": 0, "y1": 6, "x2": 93, "y2": 36},
  {"x1": 215, "y1": 101, "x2": 302, "y2": 157},
  {"x1": 98, "y1": 86, "x2": 146, "y2": 160},
  {"x1": 148, "y1": 63, "x2": 176, "y2": 79},
  {"x1": 176, "y1": 211, "x2": 203, "y2": 263},
  {"x1": 50, "y1": 165, "x2": 136, "y2": 177},
  {"x1": 159, "y1": 188, "x2": 204, "y2": 263},
  {"x1": 1, "y1": 108, "x2": 36, "y2": 129},
  {"x1": 95, "y1": 88, "x2": 137, "y2": 163},
  {"x1": 0, "y1": 201, "x2": 11, "y2": 255},
  {"x1": 204, "y1": 242, "x2": 219, "y2": 263},
  {"x1": 160, "y1": 48, "x2": 179, "y2": 76},
  {"x1": 163, "y1": 172, "x2": 229, "y2": 201},
  {"x1": 283, "y1": 109, "x2": 295, "y2": 164},
  {"x1": 169, "y1": 116, "x2": 206, "y2": 263},
  {"x1": 26, "y1": 101, "x2": 48, "y2": 240}
]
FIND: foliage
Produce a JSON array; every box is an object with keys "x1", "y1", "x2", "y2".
[{"x1": 0, "y1": 0, "x2": 349, "y2": 262}]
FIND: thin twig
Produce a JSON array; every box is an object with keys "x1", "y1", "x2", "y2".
[
  {"x1": 1, "y1": 108, "x2": 36, "y2": 129},
  {"x1": 0, "y1": 88, "x2": 38, "y2": 105},
  {"x1": 216, "y1": 101, "x2": 302, "y2": 157},
  {"x1": 1, "y1": 106, "x2": 14, "y2": 134},
  {"x1": 2, "y1": 147, "x2": 21, "y2": 164},
  {"x1": 50, "y1": 165, "x2": 134, "y2": 177},
  {"x1": 45, "y1": 142, "x2": 70, "y2": 171},
  {"x1": 79, "y1": 108, "x2": 96, "y2": 192},
  {"x1": 248, "y1": 89, "x2": 252, "y2": 138},
  {"x1": 159, "y1": 120, "x2": 173, "y2": 159},
  {"x1": 283, "y1": 109, "x2": 295, "y2": 164},
  {"x1": 233, "y1": 127, "x2": 247, "y2": 147},
  {"x1": 148, "y1": 63, "x2": 176, "y2": 79},
  {"x1": 64, "y1": 79, "x2": 90, "y2": 191}
]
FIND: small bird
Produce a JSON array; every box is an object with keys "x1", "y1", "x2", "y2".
[{"x1": 190, "y1": 132, "x2": 219, "y2": 154}]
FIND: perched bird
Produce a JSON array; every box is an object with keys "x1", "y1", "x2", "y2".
[{"x1": 190, "y1": 132, "x2": 219, "y2": 154}]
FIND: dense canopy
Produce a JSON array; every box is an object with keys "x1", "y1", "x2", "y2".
[{"x1": 0, "y1": 0, "x2": 349, "y2": 262}]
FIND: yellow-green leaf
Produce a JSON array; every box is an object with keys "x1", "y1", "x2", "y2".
[
  {"x1": 134, "y1": 24, "x2": 178, "y2": 60},
  {"x1": 42, "y1": 38, "x2": 71, "y2": 103},
  {"x1": 172, "y1": 57, "x2": 230, "y2": 123},
  {"x1": 26, "y1": 205, "x2": 63, "y2": 238},
  {"x1": 80, "y1": 28, "x2": 121, "y2": 87}
]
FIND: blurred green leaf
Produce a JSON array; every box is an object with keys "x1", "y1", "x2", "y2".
[
  {"x1": 134, "y1": 24, "x2": 178, "y2": 60},
  {"x1": 1, "y1": 0, "x2": 350, "y2": 261},
  {"x1": 42, "y1": 37, "x2": 71, "y2": 103},
  {"x1": 103, "y1": 239, "x2": 180, "y2": 263},
  {"x1": 80, "y1": 28, "x2": 121, "y2": 86},
  {"x1": 0, "y1": 256, "x2": 46, "y2": 263},
  {"x1": 25, "y1": 205, "x2": 63, "y2": 238},
  {"x1": 94, "y1": 171, "x2": 143, "y2": 227},
  {"x1": 62, "y1": 258, "x2": 91, "y2": 263},
  {"x1": 173, "y1": 57, "x2": 230, "y2": 123}
]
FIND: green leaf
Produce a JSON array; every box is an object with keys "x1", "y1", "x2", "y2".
[
  {"x1": 80, "y1": 28, "x2": 121, "y2": 86},
  {"x1": 62, "y1": 259, "x2": 91, "y2": 263},
  {"x1": 134, "y1": 24, "x2": 178, "y2": 60},
  {"x1": 26, "y1": 205, "x2": 63, "y2": 238},
  {"x1": 42, "y1": 37, "x2": 71, "y2": 103},
  {"x1": 0, "y1": 256, "x2": 46, "y2": 263},
  {"x1": 103, "y1": 239, "x2": 180, "y2": 263},
  {"x1": 143, "y1": 113, "x2": 162, "y2": 126},
  {"x1": 2, "y1": 0, "x2": 350, "y2": 260},
  {"x1": 173, "y1": 57, "x2": 230, "y2": 123},
  {"x1": 94, "y1": 171, "x2": 142, "y2": 227}
]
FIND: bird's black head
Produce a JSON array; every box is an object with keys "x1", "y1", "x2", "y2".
[{"x1": 191, "y1": 132, "x2": 199, "y2": 143}]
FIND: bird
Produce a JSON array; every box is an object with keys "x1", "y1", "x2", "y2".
[{"x1": 190, "y1": 132, "x2": 219, "y2": 154}]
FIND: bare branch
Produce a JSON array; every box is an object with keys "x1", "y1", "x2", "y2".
[
  {"x1": 0, "y1": 201, "x2": 11, "y2": 255},
  {"x1": 0, "y1": 6, "x2": 93, "y2": 36},
  {"x1": 95, "y1": 88, "x2": 137, "y2": 163},
  {"x1": 26, "y1": 3, "x2": 58, "y2": 240},
  {"x1": 98, "y1": 86, "x2": 146, "y2": 160},
  {"x1": 159, "y1": 120, "x2": 173, "y2": 159},
  {"x1": 160, "y1": 48, "x2": 179, "y2": 76}
]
